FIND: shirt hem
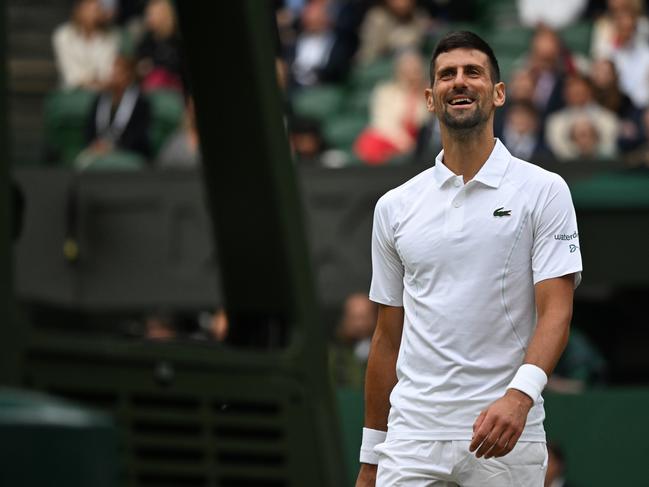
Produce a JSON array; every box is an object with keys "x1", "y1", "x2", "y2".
[
  {"x1": 533, "y1": 267, "x2": 582, "y2": 288},
  {"x1": 368, "y1": 294, "x2": 403, "y2": 307},
  {"x1": 385, "y1": 430, "x2": 546, "y2": 442}
]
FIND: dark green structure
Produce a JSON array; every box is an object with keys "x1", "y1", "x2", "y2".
[
  {"x1": 4, "y1": 1, "x2": 347, "y2": 486},
  {"x1": 0, "y1": 388, "x2": 119, "y2": 487}
]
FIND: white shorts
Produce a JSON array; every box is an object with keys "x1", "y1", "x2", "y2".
[{"x1": 375, "y1": 439, "x2": 547, "y2": 487}]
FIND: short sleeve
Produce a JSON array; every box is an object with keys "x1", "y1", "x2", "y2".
[
  {"x1": 532, "y1": 175, "x2": 583, "y2": 287},
  {"x1": 369, "y1": 195, "x2": 405, "y2": 306}
]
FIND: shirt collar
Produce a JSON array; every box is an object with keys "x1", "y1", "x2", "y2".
[{"x1": 432, "y1": 138, "x2": 511, "y2": 189}]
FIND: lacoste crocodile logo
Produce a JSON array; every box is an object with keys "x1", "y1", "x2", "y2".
[{"x1": 493, "y1": 207, "x2": 512, "y2": 217}]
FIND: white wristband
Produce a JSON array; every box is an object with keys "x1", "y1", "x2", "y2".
[
  {"x1": 359, "y1": 427, "x2": 387, "y2": 465},
  {"x1": 507, "y1": 364, "x2": 548, "y2": 402}
]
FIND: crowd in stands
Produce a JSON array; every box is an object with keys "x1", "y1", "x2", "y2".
[
  {"x1": 279, "y1": 0, "x2": 649, "y2": 168},
  {"x1": 45, "y1": 0, "x2": 649, "y2": 170},
  {"x1": 48, "y1": 0, "x2": 192, "y2": 170}
]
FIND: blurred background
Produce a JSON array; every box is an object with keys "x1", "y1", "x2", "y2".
[{"x1": 3, "y1": 0, "x2": 649, "y2": 486}]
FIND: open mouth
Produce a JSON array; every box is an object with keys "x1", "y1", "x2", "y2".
[{"x1": 448, "y1": 97, "x2": 475, "y2": 107}]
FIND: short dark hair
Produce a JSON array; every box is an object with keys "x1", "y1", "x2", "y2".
[
  {"x1": 430, "y1": 31, "x2": 500, "y2": 84},
  {"x1": 508, "y1": 100, "x2": 538, "y2": 118}
]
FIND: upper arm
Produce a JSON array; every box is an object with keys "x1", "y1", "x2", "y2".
[
  {"x1": 534, "y1": 274, "x2": 574, "y2": 322},
  {"x1": 373, "y1": 304, "x2": 404, "y2": 352}
]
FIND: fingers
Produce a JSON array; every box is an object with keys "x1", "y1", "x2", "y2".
[
  {"x1": 481, "y1": 426, "x2": 524, "y2": 459},
  {"x1": 470, "y1": 414, "x2": 523, "y2": 458},
  {"x1": 475, "y1": 426, "x2": 505, "y2": 458},
  {"x1": 493, "y1": 429, "x2": 523, "y2": 458},
  {"x1": 469, "y1": 413, "x2": 494, "y2": 453},
  {"x1": 484, "y1": 432, "x2": 510, "y2": 459},
  {"x1": 472, "y1": 410, "x2": 486, "y2": 434}
]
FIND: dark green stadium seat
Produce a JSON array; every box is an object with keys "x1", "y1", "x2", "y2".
[
  {"x1": 292, "y1": 84, "x2": 346, "y2": 121},
  {"x1": 348, "y1": 57, "x2": 394, "y2": 90},
  {"x1": 484, "y1": 26, "x2": 533, "y2": 60},
  {"x1": 322, "y1": 113, "x2": 368, "y2": 152},
  {"x1": 146, "y1": 89, "x2": 184, "y2": 157},
  {"x1": 75, "y1": 150, "x2": 147, "y2": 171},
  {"x1": 498, "y1": 54, "x2": 521, "y2": 83},
  {"x1": 560, "y1": 21, "x2": 592, "y2": 56},
  {"x1": 43, "y1": 89, "x2": 96, "y2": 166},
  {"x1": 345, "y1": 86, "x2": 372, "y2": 116}
]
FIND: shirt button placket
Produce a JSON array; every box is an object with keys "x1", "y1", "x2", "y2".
[{"x1": 450, "y1": 184, "x2": 465, "y2": 232}]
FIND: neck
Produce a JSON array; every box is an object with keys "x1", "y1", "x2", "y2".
[{"x1": 439, "y1": 122, "x2": 495, "y2": 182}]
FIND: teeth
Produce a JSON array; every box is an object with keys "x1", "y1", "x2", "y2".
[{"x1": 450, "y1": 98, "x2": 472, "y2": 105}]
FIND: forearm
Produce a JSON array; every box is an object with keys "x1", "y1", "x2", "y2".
[
  {"x1": 522, "y1": 311, "x2": 571, "y2": 376},
  {"x1": 363, "y1": 330, "x2": 399, "y2": 431},
  {"x1": 523, "y1": 274, "x2": 575, "y2": 375}
]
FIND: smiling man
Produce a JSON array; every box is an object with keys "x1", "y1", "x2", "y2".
[{"x1": 356, "y1": 32, "x2": 583, "y2": 487}]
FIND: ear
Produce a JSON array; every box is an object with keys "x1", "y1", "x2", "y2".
[
  {"x1": 493, "y1": 81, "x2": 506, "y2": 108},
  {"x1": 424, "y1": 87, "x2": 435, "y2": 113}
]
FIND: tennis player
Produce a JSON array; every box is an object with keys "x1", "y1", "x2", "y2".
[{"x1": 356, "y1": 31, "x2": 582, "y2": 487}]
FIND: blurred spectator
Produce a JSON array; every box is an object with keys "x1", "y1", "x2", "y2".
[
  {"x1": 144, "y1": 312, "x2": 177, "y2": 340},
  {"x1": 108, "y1": 0, "x2": 148, "y2": 26},
  {"x1": 495, "y1": 68, "x2": 537, "y2": 137},
  {"x1": 517, "y1": 0, "x2": 588, "y2": 29},
  {"x1": 356, "y1": 0, "x2": 430, "y2": 65},
  {"x1": 590, "y1": 58, "x2": 635, "y2": 116},
  {"x1": 275, "y1": 0, "x2": 306, "y2": 53},
  {"x1": 623, "y1": 106, "x2": 649, "y2": 166},
  {"x1": 78, "y1": 55, "x2": 152, "y2": 167},
  {"x1": 420, "y1": 0, "x2": 482, "y2": 22},
  {"x1": 330, "y1": 293, "x2": 377, "y2": 389},
  {"x1": 501, "y1": 101, "x2": 552, "y2": 161},
  {"x1": 568, "y1": 115, "x2": 605, "y2": 159},
  {"x1": 192, "y1": 308, "x2": 229, "y2": 342},
  {"x1": 317, "y1": 0, "x2": 371, "y2": 83},
  {"x1": 290, "y1": 1, "x2": 336, "y2": 87},
  {"x1": 508, "y1": 68, "x2": 538, "y2": 105},
  {"x1": 156, "y1": 96, "x2": 201, "y2": 168},
  {"x1": 289, "y1": 117, "x2": 326, "y2": 164},
  {"x1": 354, "y1": 50, "x2": 429, "y2": 165},
  {"x1": 545, "y1": 442, "x2": 572, "y2": 487},
  {"x1": 52, "y1": 0, "x2": 120, "y2": 90},
  {"x1": 524, "y1": 27, "x2": 574, "y2": 118},
  {"x1": 413, "y1": 116, "x2": 442, "y2": 165},
  {"x1": 545, "y1": 73, "x2": 618, "y2": 160},
  {"x1": 590, "y1": 0, "x2": 649, "y2": 60},
  {"x1": 135, "y1": 0, "x2": 183, "y2": 92},
  {"x1": 288, "y1": 116, "x2": 348, "y2": 167},
  {"x1": 590, "y1": 58, "x2": 642, "y2": 149},
  {"x1": 597, "y1": 8, "x2": 649, "y2": 108}
]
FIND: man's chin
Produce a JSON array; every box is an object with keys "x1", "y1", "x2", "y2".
[
  {"x1": 443, "y1": 114, "x2": 483, "y2": 131},
  {"x1": 443, "y1": 104, "x2": 492, "y2": 129}
]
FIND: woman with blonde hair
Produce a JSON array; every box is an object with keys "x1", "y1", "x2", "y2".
[{"x1": 354, "y1": 50, "x2": 429, "y2": 165}]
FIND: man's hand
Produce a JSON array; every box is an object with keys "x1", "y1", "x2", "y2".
[
  {"x1": 469, "y1": 389, "x2": 534, "y2": 459},
  {"x1": 355, "y1": 463, "x2": 377, "y2": 487}
]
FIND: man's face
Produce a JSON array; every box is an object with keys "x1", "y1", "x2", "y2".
[
  {"x1": 564, "y1": 76, "x2": 591, "y2": 107},
  {"x1": 425, "y1": 48, "x2": 505, "y2": 132}
]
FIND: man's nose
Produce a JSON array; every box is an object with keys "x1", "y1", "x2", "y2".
[{"x1": 452, "y1": 70, "x2": 468, "y2": 88}]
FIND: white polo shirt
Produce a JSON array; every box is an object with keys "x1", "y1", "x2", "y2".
[{"x1": 369, "y1": 139, "x2": 582, "y2": 442}]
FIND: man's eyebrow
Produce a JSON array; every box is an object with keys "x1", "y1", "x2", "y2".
[
  {"x1": 436, "y1": 63, "x2": 486, "y2": 75},
  {"x1": 436, "y1": 66, "x2": 456, "y2": 76}
]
